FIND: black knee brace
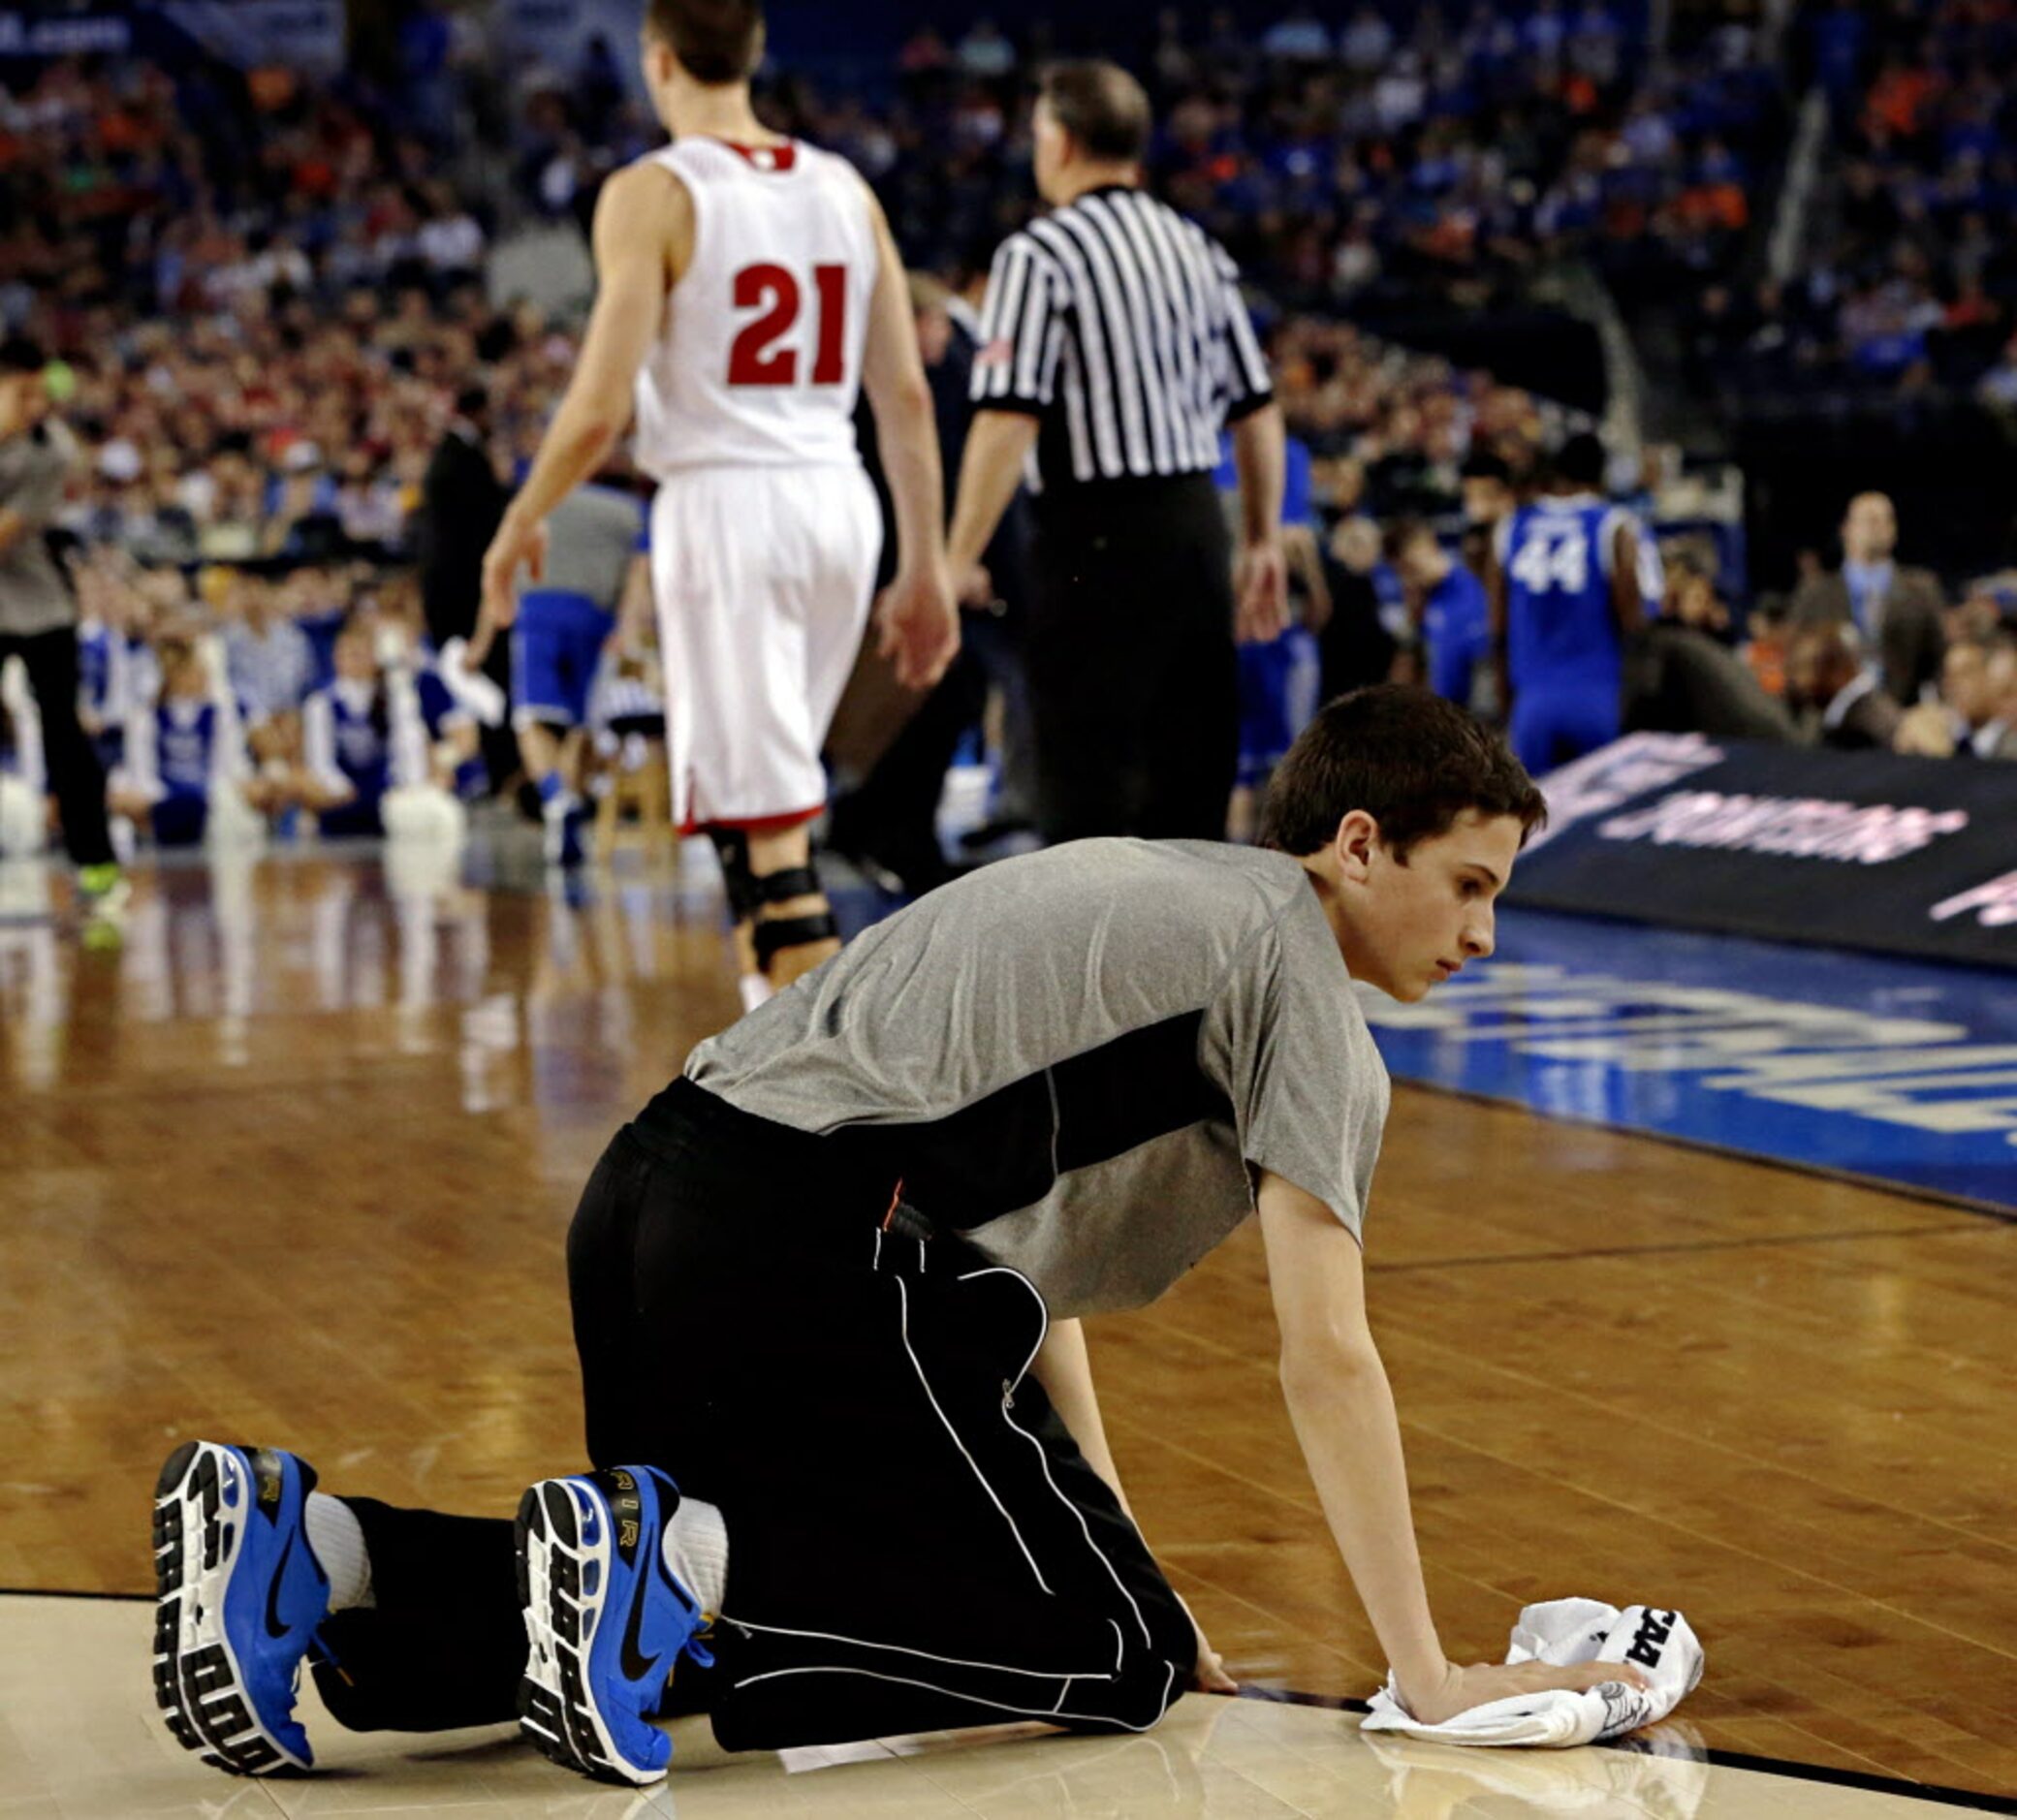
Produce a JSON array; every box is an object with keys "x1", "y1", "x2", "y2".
[
  {"x1": 747, "y1": 863, "x2": 838, "y2": 972},
  {"x1": 708, "y1": 829, "x2": 760, "y2": 923}
]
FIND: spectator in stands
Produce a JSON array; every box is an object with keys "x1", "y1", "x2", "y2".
[
  {"x1": 1742, "y1": 593, "x2": 1791, "y2": 699},
  {"x1": 1623, "y1": 548, "x2": 1793, "y2": 741},
  {"x1": 1783, "y1": 623, "x2": 1901, "y2": 751},
  {"x1": 1923, "y1": 635, "x2": 2017, "y2": 761},
  {"x1": 221, "y1": 571, "x2": 315, "y2": 768},
  {"x1": 1790, "y1": 491, "x2": 1944, "y2": 704}
]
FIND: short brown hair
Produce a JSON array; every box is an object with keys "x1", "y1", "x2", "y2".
[
  {"x1": 1259, "y1": 685, "x2": 1547, "y2": 859},
  {"x1": 1382, "y1": 518, "x2": 1437, "y2": 564},
  {"x1": 1039, "y1": 60, "x2": 1151, "y2": 165},
  {"x1": 646, "y1": 0, "x2": 764, "y2": 85}
]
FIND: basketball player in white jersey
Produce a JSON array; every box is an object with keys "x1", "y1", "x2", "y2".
[{"x1": 477, "y1": 0, "x2": 958, "y2": 1006}]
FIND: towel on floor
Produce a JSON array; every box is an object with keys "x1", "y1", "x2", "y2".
[{"x1": 1360, "y1": 1599, "x2": 1704, "y2": 1747}]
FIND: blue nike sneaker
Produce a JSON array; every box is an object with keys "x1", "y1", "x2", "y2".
[
  {"x1": 516, "y1": 1464, "x2": 713, "y2": 1784},
  {"x1": 151, "y1": 1440, "x2": 331, "y2": 1775}
]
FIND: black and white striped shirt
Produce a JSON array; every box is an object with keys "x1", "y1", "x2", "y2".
[{"x1": 969, "y1": 185, "x2": 1274, "y2": 489}]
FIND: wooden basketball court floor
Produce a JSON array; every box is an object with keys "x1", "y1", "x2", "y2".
[{"x1": 3, "y1": 845, "x2": 2013, "y2": 1817}]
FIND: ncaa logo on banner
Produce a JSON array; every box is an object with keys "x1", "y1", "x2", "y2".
[{"x1": 1932, "y1": 870, "x2": 2017, "y2": 928}]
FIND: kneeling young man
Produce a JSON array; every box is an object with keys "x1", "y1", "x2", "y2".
[{"x1": 151, "y1": 685, "x2": 1643, "y2": 1786}]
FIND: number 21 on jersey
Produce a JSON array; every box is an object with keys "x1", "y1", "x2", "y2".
[
  {"x1": 1509, "y1": 520, "x2": 1591, "y2": 596},
  {"x1": 728, "y1": 262, "x2": 848, "y2": 387}
]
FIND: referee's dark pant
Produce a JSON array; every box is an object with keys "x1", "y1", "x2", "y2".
[
  {"x1": 311, "y1": 1079, "x2": 1196, "y2": 1748},
  {"x1": 0, "y1": 627, "x2": 113, "y2": 868},
  {"x1": 1027, "y1": 473, "x2": 1238, "y2": 844}
]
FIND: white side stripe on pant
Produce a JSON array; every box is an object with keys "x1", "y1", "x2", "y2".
[
  {"x1": 720, "y1": 1616, "x2": 1113, "y2": 1682},
  {"x1": 895, "y1": 1275, "x2": 1056, "y2": 1595},
  {"x1": 960, "y1": 1266, "x2": 1156, "y2": 1649}
]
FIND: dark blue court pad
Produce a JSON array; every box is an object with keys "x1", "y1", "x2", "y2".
[{"x1": 1361, "y1": 909, "x2": 2017, "y2": 1212}]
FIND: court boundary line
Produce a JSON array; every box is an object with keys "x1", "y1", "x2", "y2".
[
  {"x1": 1391, "y1": 1076, "x2": 2017, "y2": 1227},
  {"x1": 1, "y1": 1591, "x2": 2009, "y2": 1811},
  {"x1": 1368, "y1": 1216, "x2": 1988, "y2": 1274}
]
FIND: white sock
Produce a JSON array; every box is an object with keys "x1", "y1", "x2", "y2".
[
  {"x1": 663, "y1": 1498, "x2": 728, "y2": 1616},
  {"x1": 738, "y1": 973, "x2": 773, "y2": 1015},
  {"x1": 304, "y1": 1492, "x2": 375, "y2": 1611}
]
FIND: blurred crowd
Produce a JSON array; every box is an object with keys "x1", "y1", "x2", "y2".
[
  {"x1": 4, "y1": 1, "x2": 2014, "y2": 889},
  {"x1": 763, "y1": 1, "x2": 1785, "y2": 316},
  {"x1": 1687, "y1": 0, "x2": 2017, "y2": 405}
]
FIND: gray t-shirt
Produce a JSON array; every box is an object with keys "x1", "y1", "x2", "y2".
[
  {"x1": 686, "y1": 839, "x2": 1390, "y2": 1316},
  {"x1": 530, "y1": 483, "x2": 645, "y2": 609},
  {"x1": 0, "y1": 419, "x2": 79, "y2": 637}
]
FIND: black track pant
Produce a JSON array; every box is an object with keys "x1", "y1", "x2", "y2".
[
  {"x1": 0, "y1": 628, "x2": 111, "y2": 867},
  {"x1": 1026, "y1": 474, "x2": 1238, "y2": 844},
  {"x1": 314, "y1": 1081, "x2": 1196, "y2": 1750}
]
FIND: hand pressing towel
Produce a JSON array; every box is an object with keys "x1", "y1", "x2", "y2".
[{"x1": 1360, "y1": 1599, "x2": 1704, "y2": 1747}]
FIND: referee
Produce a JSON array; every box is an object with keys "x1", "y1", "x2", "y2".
[{"x1": 947, "y1": 60, "x2": 1286, "y2": 842}]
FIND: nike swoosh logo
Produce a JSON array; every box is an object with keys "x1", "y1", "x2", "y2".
[
  {"x1": 265, "y1": 1531, "x2": 296, "y2": 1639},
  {"x1": 618, "y1": 1554, "x2": 661, "y2": 1685}
]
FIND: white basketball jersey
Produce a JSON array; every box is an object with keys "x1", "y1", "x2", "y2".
[{"x1": 633, "y1": 138, "x2": 879, "y2": 477}]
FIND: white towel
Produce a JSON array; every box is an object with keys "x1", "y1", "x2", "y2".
[
  {"x1": 435, "y1": 639, "x2": 507, "y2": 728},
  {"x1": 1361, "y1": 1600, "x2": 1704, "y2": 1747}
]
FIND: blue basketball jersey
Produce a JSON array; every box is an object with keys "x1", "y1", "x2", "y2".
[
  {"x1": 330, "y1": 686, "x2": 392, "y2": 800},
  {"x1": 156, "y1": 702, "x2": 216, "y2": 796},
  {"x1": 1422, "y1": 563, "x2": 1490, "y2": 705},
  {"x1": 1499, "y1": 496, "x2": 1629, "y2": 692}
]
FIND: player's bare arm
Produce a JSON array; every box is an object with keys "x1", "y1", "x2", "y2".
[
  {"x1": 1256, "y1": 1170, "x2": 1648, "y2": 1726},
  {"x1": 1486, "y1": 539, "x2": 1512, "y2": 715},
  {"x1": 1286, "y1": 521, "x2": 1333, "y2": 632},
  {"x1": 475, "y1": 163, "x2": 691, "y2": 653},
  {"x1": 614, "y1": 550, "x2": 655, "y2": 657},
  {"x1": 857, "y1": 183, "x2": 958, "y2": 691},
  {"x1": 1611, "y1": 519, "x2": 1646, "y2": 641},
  {"x1": 1231, "y1": 400, "x2": 1289, "y2": 643}
]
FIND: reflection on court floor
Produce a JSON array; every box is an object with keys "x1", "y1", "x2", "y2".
[{"x1": 3, "y1": 1596, "x2": 1998, "y2": 1817}]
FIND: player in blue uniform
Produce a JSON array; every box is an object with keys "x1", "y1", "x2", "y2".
[
  {"x1": 1489, "y1": 433, "x2": 1655, "y2": 773},
  {"x1": 468, "y1": 479, "x2": 647, "y2": 866},
  {"x1": 1387, "y1": 520, "x2": 1490, "y2": 709}
]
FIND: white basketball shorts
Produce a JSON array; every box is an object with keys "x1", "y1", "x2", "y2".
[{"x1": 648, "y1": 463, "x2": 882, "y2": 834}]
